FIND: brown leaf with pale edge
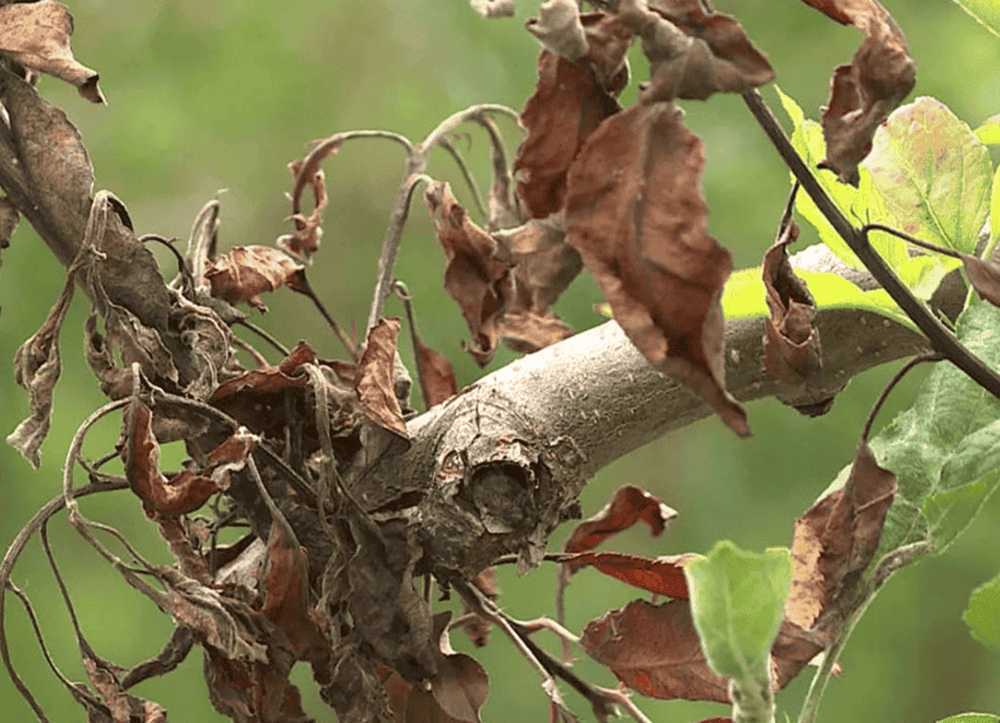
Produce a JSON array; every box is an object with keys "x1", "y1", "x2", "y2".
[
  {"x1": 566, "y1": 102, "x2": 749, "y2": 437},
  {"x1": 205, "y1": 245, "x2": 303, "y2": 312},
  {"x1": 802, "y1": 0, "x2": 916, "y2": 185},
  {"x1": 122, "y1": 398, "x2": 256, "y2": 516},
  {"x1": 962, "y1": 254, "x2": 1000, "y2": 308},
  {"x1": 564, "y1": 485, "x2": 678, "y2": 560},
  {"x1": 414, "y1": 335, "x2": 459, "y2": 409},
  {"x1": 618, "y1": 0, "x2": 774, "y2": 104},
  {"x1": 82, "y1": 644, "x2": 167, "y2": 723},
  {"x1": 0, "y1": 0, "x2": 104, "y2": 103},
  {"x1": 426, "y1": 181, "x2": 515, "y2": 364},
  {"x1": 357, "y1": 318, "x2": 408, "y2": 438},
  {"x1": 762, "y1": 221, "x2": 822, "y2": 385},
  {"x1": 5, "y1": 268, "x2": 75, "y2": 467},
  {"x1": 562, "y1": 552, "x2": 691, "y2": 598},
  {"x1": 786, "y1": 442, "x2": 896, "y2": 630},
  {"x1": 513, "y1": 47, "x2": 621, "y2": 219}
]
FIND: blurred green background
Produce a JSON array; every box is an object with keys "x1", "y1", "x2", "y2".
[{"x1": 1, "y1": 1, "x2": 998, "y2": 721}]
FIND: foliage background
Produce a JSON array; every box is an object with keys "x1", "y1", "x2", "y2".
[{"x1": 0, "y1": 0, "x2": 998, "y2": 720}]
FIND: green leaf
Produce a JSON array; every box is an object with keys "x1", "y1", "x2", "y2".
[
  {"x1": 936, "y1": 714, "x2": 1000, "y2": 723},
  {"x1": 974, "y1": 114, "x2": 1000, "y2": 146},
  {"x1": 951, "y1": 0, "x2": 1000, "y2": 38},
  {"x1": 867, "y1": 299, "x2": 1000, "y2": 558},
  {"x1": 722, "y1": 265, "x2": 918, "y2": 332},
  {"x1": 684, "y1": 541, "x2": 792, "y2": 681},
  {"x1": 963, "y1": 571, "x2": 1000, "y2": 656},
  {"x1": 864, "y1": 97, "x2": 991, "y2": 256}
]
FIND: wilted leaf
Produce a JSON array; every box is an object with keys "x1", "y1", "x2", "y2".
[
  {"x1": 495, "y1": 212, "x2": 583, "y2": 316},
  {"x1": 526, "y1": 0, "x2": 588, "y2": 61},
  {"x1": 0, "y1": 196, "x2": 20, "y2": 262},
  {"x1": 762, "y1": 221, "x2": 822, "y2": 385},
  {"x1": 563, "y1": 552, "x2": 691, "y2": 598},
  {"x1": 280, "y1": 163, "x2": 326, "y2": 262},
  {"x1": 5, "y1": 273, "x2": 75, "y2": 467},
  {"x1": 563, "y1": 485, "x2": 678, "y2": 562},
  {"x1": 0, "y1": 0, "x2": 104, "y2": 102},
  {"x1": 205, "y1": 245, "x2": 303, "y2": 312},
  {"x1": 582, "y1": 598, "x2": 730, "y2": 702},
  {"x1": 785, "y1": 442, "x2": 896, "y2": 631},
  {"x1": 414, "y1": 335, "x2": 459, "y2": 409},
  {"x1": 618, "y1": 0, "x2": 774, "y2": 104},
  {"x1": 685, "y1": 543, "x2": 792, "y2": 682},
  {"x1": 864, "y1": 98, "x2": 991, "y2": 253},
  {"x1": 82, "y1": 644, "x2": 167, "y2": 723},
  {"x1": 356, "y1": 318, "x2": 408, "y2": 438},
  {"x1": 122, "y1": 398, "x2": 256, "y2": 517},
  {"x1": 800, "y1": 0, "x2": 916, "y2": 185},
  {"x1": 513, "y1": 48, "x2": 621, "y2": 219},
  {"x1": 426, "y1": 181, "x2": 516, "y2": 364},
  {"x1": 565, "y1": 102, "x2": 749, "y2": 436}
]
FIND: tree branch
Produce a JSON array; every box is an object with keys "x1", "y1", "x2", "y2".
[{"x1": 362, "y1": 243, "x2": 960, "y2": 578}]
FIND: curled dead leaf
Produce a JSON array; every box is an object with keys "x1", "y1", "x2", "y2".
[
  {"x1": 356, "y1": 319, "x2": 408, "y2": 438},
  {"x1": 0, "y1": 0, "x2": 105, "y2": 102},
  {"x1": 803, "y1": 0, "x2": 916, "y2": 185},
  {"x1": 762, "y1": 220, "x2": 822, "y2": 386},
  {"x1": 205, "y1": 245, "x2": 303, "y2": 312}
]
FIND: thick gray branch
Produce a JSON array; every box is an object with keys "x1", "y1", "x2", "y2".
[{"x1": 362, "y1": 246, "x2": 963, "y2": 577}]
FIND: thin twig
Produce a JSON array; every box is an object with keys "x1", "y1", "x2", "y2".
[
  {"x1": 863, "y1": 223, "x2": 963, "y2": 260},
  {"x1": 861, "y1": 352, "x2": 944, "y2": 441},
  {"x1": 437, "y1": 136, "x2": 489, "y2": 219},
  {"x1": 741, "y1": 88, "x2": 1000, "y2": 399}
]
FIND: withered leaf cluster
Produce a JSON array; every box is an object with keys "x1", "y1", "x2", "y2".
[{"x1": 564, "y1": 444, "x2": 894, "y2": 709}]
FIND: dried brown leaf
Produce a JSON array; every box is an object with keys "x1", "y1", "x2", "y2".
[
  {"x1": 804, "y1": 0, "x2": 916, "y2": 185},
  {"x1": 786, "y1": 442, "x2": 896, "y2": 630},
  {"x1": 460, "y1": 568, "x2": 499, "y2": 648},
  {"x1": 565, "y1": 102, "x2": 749, "y2": 436},
  {"x1": 582, "y1": 598, "x2": 730, "y2": 702},
  {"x1": 619, "y1": 0, "x2": 774, "y2": 103},
  {"x1": 356, "y1": 318, "x2": 408, "y2": 438},
  {"x1": 562, "y1": 552, "x2": 691, "y2": 598},
  {"x1": 414, "y1": 335, "x2": 459, "y2": 409},
  {"x1": 495, "y1": 212, "x2": 583, "y2": 315},
  {"x1": 205, "y1": 245, "x2": 303, "y2": 312},
  {"x1": 280, "y1": 163, "x2": 326, "y2": 262},
  {"x1": 426, "y1": 181, "x2": 515, "y2": 365},
  {"x1": 564, "y1": 485, "x2": 678, "y2": 561},
  {"x1": 762, "y1": 221, "x2": 822, "y2": 385},
  {"x1": 0, "y1": 0, "x2": 105, "y2": 102},
  {"x1": 513, "y1": 49, "x2": 621, "y2": 219},
  {"x1": 5, "y1": 264, "x2": 80, "y2": 467}
]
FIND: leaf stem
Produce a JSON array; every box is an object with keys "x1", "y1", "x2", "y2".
[{"x1": 741, "y1": 88, "x2": 1000, "y2": 400}]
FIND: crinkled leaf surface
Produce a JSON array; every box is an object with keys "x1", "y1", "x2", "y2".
[
  {"x1": 863, "y1": 299, "x2": 1000, "y2": 557},
  {"x1": 685, "y1": 542, "x2": 792, "y2": 681}
]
